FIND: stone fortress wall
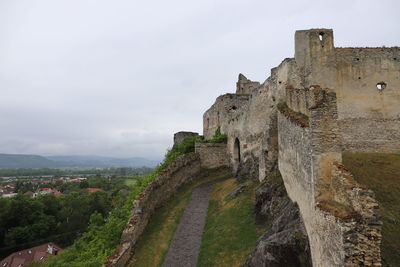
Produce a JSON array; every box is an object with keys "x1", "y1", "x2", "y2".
[
  {"x1": 106, "y1": 29, "x2": 398, "y2": 267},
  {"x1": 195, "y1": 142, "x2": 228, "y2": 169},
  {"x1": 201, "y1": 29, "x2": 399, "y2": 266},
  {"x1": 294, "y1": 29, "x2": 400, "y2": 152},
  {"x1": 279, "y1": 87, "x2": 381, "y2": 266}
]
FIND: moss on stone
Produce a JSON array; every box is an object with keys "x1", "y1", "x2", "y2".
[{"x1": 277, "y1": 101, "x2": 309, "y2": 127}]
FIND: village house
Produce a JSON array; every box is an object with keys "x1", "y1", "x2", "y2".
[{"x1": 0, "y1": 242, "x2": 62, "y2": 267}]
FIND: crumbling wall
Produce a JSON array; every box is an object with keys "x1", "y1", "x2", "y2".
[
  {"x1": 197, "y1": 28, "x2": 397, "y2": 267},
  {"x1": 202, "y1": 61, "x2": 302, "y2": 181},
  {"x1": 278, "y1": 88, "x2": 381, "y2": 267},
  {"x1": 103, "y1": 154, "x2": 201, "y2": 267},
  {"x1": 195, "y1": 142, "x2": 228, "y2": 169},
  {"x1": 173, "y1": 131, "x2": 198, "y2": 146},
  {"x1": 236, "y1": 73, "x2": 260, "y2": 94},
  {"x1": 202, "y1": 93, "x2": 250, "y2": 140},
  {"x1": 295, "y1": 29, "x2": 400, "y2": 152}
]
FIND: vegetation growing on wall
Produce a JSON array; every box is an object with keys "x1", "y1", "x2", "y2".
[
  {"x1": 197, "y1": 127, "x2": 228, "y2": 143},
  {"x1": 277, "y1": 101, "x2": 309, "y2": 127}
]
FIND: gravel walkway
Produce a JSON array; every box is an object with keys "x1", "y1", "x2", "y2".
[{"x1": 161, "y1": 178, "x2": 225, "y2": 267}]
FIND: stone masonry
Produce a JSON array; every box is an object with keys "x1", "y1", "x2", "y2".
[
  {"x1": 107, "y1": 29, "x2": 397, "y2": 267},
  {"x1": 194, "y1": 142, "x2": 228, "y2": 169},
  {"x1": 200, "y1": 29, "x2": 398, "y2": 266}
]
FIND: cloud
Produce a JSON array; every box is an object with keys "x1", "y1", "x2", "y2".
[{"x1": 0, "y1": 0, "x2": 399, "y2": 158}]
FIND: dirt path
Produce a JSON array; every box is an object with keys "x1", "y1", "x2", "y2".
[{"x1": 161, "y1": 178, "x2": 225, "y2": 267}]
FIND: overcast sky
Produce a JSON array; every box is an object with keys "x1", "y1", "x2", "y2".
[{"x1": 0, "y1": 0, "x2": 399, "y2": 159}]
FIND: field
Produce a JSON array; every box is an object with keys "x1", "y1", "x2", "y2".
[{"x1": 343, "y1": 152, "x2": 400, "y2": 267}]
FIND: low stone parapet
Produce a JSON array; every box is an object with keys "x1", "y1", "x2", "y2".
[
  {"x1": 103, "y1": 153, "x2": 201, "y2": 267},
  {"x1": 195, "y1": 142, "x2": 228, "y2": 169}
]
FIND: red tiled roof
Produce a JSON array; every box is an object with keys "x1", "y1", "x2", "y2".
[
  {"x1": 88, "y1": 188, "x2": 102, "y2": 193},
  {"x1": 37, "y1": 188, "x2": 52, "y2": 192},
  {"x1": 10, "y1": 256, "x2": 25, "y2": 267},
  {"x1": 51, "y1": 189, "x2": 61, "y2": 197},
  {"x1": 0, "y1": 242, "x2": 62, "y2": 267}
]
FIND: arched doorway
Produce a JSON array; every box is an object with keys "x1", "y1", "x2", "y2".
[{"x1": 234, "y1": 138, "x2": 241, "y2": 163}]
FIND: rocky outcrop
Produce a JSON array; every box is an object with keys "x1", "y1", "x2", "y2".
[{"x1": 245, "y1": 175, "x2": 312, "y2": 267}]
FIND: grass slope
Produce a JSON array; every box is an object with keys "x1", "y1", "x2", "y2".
[
  {"x1": 124, "y1": 179, "x2": 137, "y2": 187},
  {"x1": 131, "y1": 168, "x2": 230, "y2": 267},
  {"x1": 342, "y1": 152, "x2": 400, "y2": 267},
  {"x1": 197, "y1": 178, "x2": 268, "y2": 267}
]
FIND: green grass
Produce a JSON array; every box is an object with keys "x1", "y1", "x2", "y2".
[
  {"x1": 197, "y1": 178, "x2": 269, "y2": 267},
  {"x1": 131, "y1": 168, "x2": 231, "y2": 267},
  {"x1": 342, "y1": 152, "x2": 400, "y2": 267},
  {"x1": 124, "y1": 179, "x2": 137, "y2": 187}
]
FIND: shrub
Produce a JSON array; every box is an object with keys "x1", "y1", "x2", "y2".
[{"x1": 198, "y1": 127, "x2": 227, "y2": 144}]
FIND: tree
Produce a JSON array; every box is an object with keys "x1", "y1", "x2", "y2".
[{"x1": 79, "y1": 180, "x2": 89, "y2": 189}]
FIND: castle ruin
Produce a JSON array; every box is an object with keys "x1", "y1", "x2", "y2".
[
  {"x1": 106, "y1": 29, "x2": 399, "y2": 267},
  {"x1": 201, "y1": 29, "x2": 399, "y2": 266}
]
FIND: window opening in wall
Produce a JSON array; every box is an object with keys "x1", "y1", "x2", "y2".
[
  {"x1": 319, "y1": 32, "x2": 324, "y2": 41},
  {"x1": 358, "y1": 77, "x2": 361, "y2": 80},
  {"x1": 356, "y1": 58, "x2": 360, "y2": 61},
  {"x1": 394, "y1": 58, "x2": 397, "y2": 60},
  {"x1": 234, "y1": 138, "x2": 241, "y2": 163},
  {"x1": 231, "y1": 105, "x2": 237, "y2": 110},
  {"x1": 376, "y1": 82, "x2": 387, "y2": 91}
]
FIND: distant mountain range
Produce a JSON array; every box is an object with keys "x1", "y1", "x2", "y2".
[{"x1": 0, "y1": 154, "x2": 160, "y2": 169}]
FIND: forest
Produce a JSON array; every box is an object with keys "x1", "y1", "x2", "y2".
[
  {"x1": 1, "y1": 135, "x2": 202, "y2": 266},
  {"x1": 0, "y1": 180, "x2": 128, "y2": 260}
]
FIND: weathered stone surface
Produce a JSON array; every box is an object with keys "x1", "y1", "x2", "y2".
[
  {"x1": 254, "y1": 177, "x2": 288, "y2": 225},
  {"x1": 195, "y1": 142, "x2": 228, "y2": 169},
  {"x1": 107, "y1": 28, "x2": 398, "y2": 267},
  {"x1": 278, "y1": 90, "x2": 382, "y2": 267},
  {"x1": 237, "y1": 73, "x2": 261, "y2": 94},
  {"x1": 246, "y1": 178, "x2": 312, "y2": 267},
  {"x1": 203, "y1": 29, "x2": 395, "y2": 267},
  {"x1": 203, "y1": 29, "x2": 399, "y2": 183},
  {"x1": 227, "y1": 184, "x2": 247, "y2": 200}
]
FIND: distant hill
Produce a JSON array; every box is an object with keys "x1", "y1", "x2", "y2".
[
  {"x1": 0, "y1": 154, "x2": 159, "y2": 169},
  {"x1": 47, "y1": 155, "x2": 159, "y2": 168},
  {"x1": 0, "y1": 154, "x2": 59, "y2": 168}
]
